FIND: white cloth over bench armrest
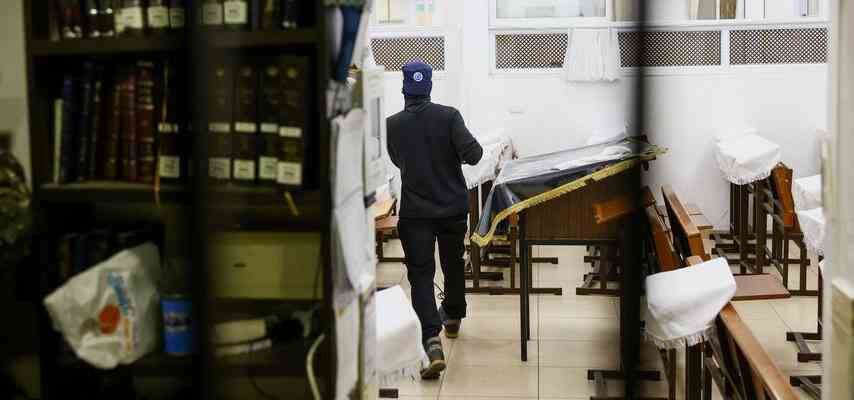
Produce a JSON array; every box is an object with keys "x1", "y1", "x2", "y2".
[
  {"x1": 645, "y1": 257, "x2": 736, "y2": 349},
  {"x1": 796, "y1": 207, "x2": 826, "y2": 256},
  {"x1": 714, "y1": 133, "x2": 781, "y2": 185},
  {"x1": 376, "y1": 286, "x2": 428, "y2": 386},
  {"x1": 793, "y1": 174, "x2": 823, "y2": 211}
]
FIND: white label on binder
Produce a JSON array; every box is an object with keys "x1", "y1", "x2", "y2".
[
  {"x1": 158, "y1": 156, "x2": 181, "y2": 178},
  {"x1": 279, "y1": 126, "x2": 303, "y2": 138},
  {"x1": 122, "y1": 7, "x2": 144, "y2": 29},
  {"x1": 209, "y1": 122, "x2": 231, "y2": 133},
  {"x1": 224, "y1": 1, "x2": 248, "y2": 24},
  {"x1": 260, "y1": 123, "x2": 278, "y2": 134},
  {"x1": 233, "y1": 160, "x2": 256, "y2": 180},
  {"x1": 259, "y1": 156, "x2": 278, "y2": 180},
  {"x1": 235, "y1": 121, "x2": 256, "y2": 133},
  {"x1": 158, "y1": 123, "x2": 179, "y2": 134},
  {"x1": 278, "y1": 162, "x2": 302, "y2": 185},
  {"x1": 202, "y1": 3, "x2": 224, "y2": 25},
  {"x1": 169, "y1": 7, "x2": 186, "y2": 28},
  {"x1": 147, "y1": 6, "x2": 169, "y2": 28},
  {"x1": 209, "y1": 158, "x2": 231, "y2": 179}
]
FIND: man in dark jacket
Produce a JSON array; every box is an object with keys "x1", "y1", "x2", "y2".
[{"x1": 386, "y1": 61, "x2": 483, "y2": 379}]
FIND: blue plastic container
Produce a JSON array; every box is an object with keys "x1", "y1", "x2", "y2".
[{"x1": 161, "y1": 295, "x2": 194, "y2": 356}]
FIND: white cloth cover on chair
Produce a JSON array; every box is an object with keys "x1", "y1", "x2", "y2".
[
  {"x1": 796, "y1": 207, "x2": 826, "y2": 256},
  {"x1": 645, "y1": 257, "x2": 737, "y2": 349},
  {"x1": 562, "y1": 28, "x2": 620, "y2": 83},
  {"x1": 376, "y1": 285, "x2": 428, "y2": 386},
  {"x1": 793, "y1": 174, "x2": 823, "y2": 211},
  {"x1": 714, "y1": 133, "x2": 782, "y2": 185}
]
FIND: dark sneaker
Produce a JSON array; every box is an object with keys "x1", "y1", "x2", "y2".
[
  {"x1": 421, "y1": 337, "x2": 446, "y2": 380},
  {"x1": 439, "y1": 307, "x2": 461, "y2": 339}
]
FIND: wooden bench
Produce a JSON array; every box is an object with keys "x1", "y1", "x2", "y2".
[
  {"x1": 683, "y1": 257, "x2": 800, "y2": 400},
  {"x1": 374, "y1": 199, "x2": 405, "y2": 263},
  {"x1": 648, "y1": 187, "x2": 790, "y2": 400},
  {"x1": 762, "y1": 163, "x2": 815, "y2": 296}
]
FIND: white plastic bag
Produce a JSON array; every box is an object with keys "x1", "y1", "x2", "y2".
[{"x1": 44, "y1": 243, "x2": 161, "y2": 369}]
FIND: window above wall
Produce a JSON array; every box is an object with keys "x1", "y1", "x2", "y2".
[
  {"x1": 371, "y1": 0, "x2": 440, "y2": 29},
  {"x1": 490, "y1": 0, "x2": 612, "y2": 28}
]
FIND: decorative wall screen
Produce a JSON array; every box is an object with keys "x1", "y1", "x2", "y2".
[
  {"x1": 729, "y1": 28, "x2": 828, "y2": 65},
  {"x1": 617, "y1": 31, "x2": 721, "y2": 67},
  {"x1": 370, "y1": 36, "x2": 446, "y2": 71},
  {"x1": 495, "y1": 33, "x2": 568, "y2": 69}
]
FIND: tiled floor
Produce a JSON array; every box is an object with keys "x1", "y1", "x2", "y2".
[{"x1": 376, "y1": 240, "x2": 822, "y2": 400}]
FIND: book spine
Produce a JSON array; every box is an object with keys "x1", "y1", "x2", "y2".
[
  {"x1": 84, "y1": 0, "x2": 101, "y2": 38},
  {"x1": 233, "y1": 64, "x2": 258, "y2": 185},
  {"x1": 147, "y1": 0, "x2": 171, "y2": 34},
  {"x1": 53, "y1": 99, "x2": 63, "y2": 183},
  {"x1": 98, "y1": 0, "x2": 117, "y2": 37},
  {"x1": 88, "y1": 74, "x2": 103, "y2": 180},
  {"x1": 170, "y1": 0, "x2": 187, "y2": 30},
  {"x1": 277, "y1": 57, "x2": 309, "y2": 189},
  {"x1": 201, "y1": 0, "x2": 225, "y2": 28},
  {"x1": 208, "y1": 64, "x2": 233, "y2": 182},
  {"x1": 59, "y1": 74, "x2": 77, "y2": 183},
  {"x1": 257, "y1": 63, "x2": 281, "y2": 186},
  {"x1": 104, "y1": 75, "x2": 122, "y2": 181},
  {"x1": 57, "y1": 234, "x2": 76, "y2": 283},
  {"x1": 122, "y1": 70, "x2": 138, "y2": 182},
  {"x1": 281, "y1": 0, "x2": 299, "y2": 29},
  {"x1": 121, "y1": 0, "x2": 146, "y2": 36},
  {"x1": 259, "y1": 0, "x2": 280, "y2": 30},
  {"x1": 71, "y1": 233, "x2": 88, "y2": 276},
  {"x1": 76, "y1": 63, "x2": 95, "y2": 181},
  {"x1": 136, "y1": 61, "x2": 158, "y2": 183},
  {"x1": 158, "y1": 61, "x2": 183, "y2": 182},
  {"x1": 223, "y1": 0, "x2": 250, "y2": 30}
]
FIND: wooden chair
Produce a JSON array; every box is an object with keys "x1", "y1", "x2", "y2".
[{"x1": 762, "y1": 163, "x2": 815, "y2": 296}]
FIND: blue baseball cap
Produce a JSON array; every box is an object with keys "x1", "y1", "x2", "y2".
[{"x1": 401, "y1": 61, "x2": 433, "y2": 96}]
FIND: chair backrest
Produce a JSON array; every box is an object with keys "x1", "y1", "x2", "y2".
[
  {"x1": 769, "y1": 163, "x2": 796, "y2": 229},
  {"x1": 662, "y1": 185, "x2": 708, "y2": 261},
  {"x1": 682, "y1": 257, "x2": 798, "y2": 400},
  {"x1": 645, "y1": 205, "x2": 680, "y2": 272}
]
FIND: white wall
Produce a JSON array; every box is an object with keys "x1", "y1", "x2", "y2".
[
  {"x1": 374, "y1": 0, "x2": 828, "y2": 229},
  {"x1": 0, "y1": 0, "x2": 30, "y2": 184}
]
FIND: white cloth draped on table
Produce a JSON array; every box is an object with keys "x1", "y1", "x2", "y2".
[
  {"x1": 796, "y1": 207, "x2": 826, "y2": 256},
  {"x1": 714, "y1": 132, "x2": 782, "y2": 185},
  {"x1": 793, "y1": 174, "x2": 823, "y2": 211},
  {"x1": 376, "y1": 286, "x2": 428, "y2": 386},
  {"x1": 461, "y1": 134, "x2": 516, "y2": 189},
  {"x1": 562, "y1": 28, "x2": 620, "y2": 83},
  {"x1": 644, "y1": 257, "x2": 737, "y2": 349}
]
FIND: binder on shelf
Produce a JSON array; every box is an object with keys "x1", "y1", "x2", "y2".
[
  {"x1": 120, "y1": 0, "x2": 147, "y2": 36},
  {"x1": 98, "y1": 0, "x2": 117, "y2": 37},
  {"x1": 58, "y1": 74, "x2": 77, "y2": 183},
  {"x1": 104, "y1": 74, "x2": 123, "y2": 180},
  {"x1": 88, "y1": 68, "x2": 105, "y2": 179},
  {"x1": 223, "y1": 0, "x2": 250, "y2": 31},
  {"x1": 121, "y1": 67, "x2": 139, "y2": 182},
  {"x1": 257, "y1": 61, "x2": 281, "y2": 186},
  {"x1": 147, "y1": 0, "x2": 171, "y2": 35},
  {"x1": 158, "y1": 61, "x2": 183, "y2": 183},
  {"x1": 233, "y1": 63, "x2": 258, "y2": 185},
  {"x1": 208, "y1": 63, "x2": 234, "y2": 182},
  {"x1": 201, "y1": 0, "x2": 225, "y2": 28},
  {"x1": 277, "y1": 55, "x2": 310, "y2": 189},
  {"x1": 52, "y1": 98, "x2": 63, "y2": 183}
]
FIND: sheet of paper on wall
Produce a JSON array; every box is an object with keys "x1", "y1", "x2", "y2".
[
  {"x1": 335, "y1": 298, "x2": 360, "y2": 400},
  {"x1": 334, "y1": 189, "x2": 374, "y2": 292},
  {"x1": 362, "y1": 290, "x2": 377, "y2": 390},
  {"x1": 332, "y1": 109, "x2": 366, "y2": 207}
]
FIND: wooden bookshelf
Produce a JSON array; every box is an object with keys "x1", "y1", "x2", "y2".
[{"x1": 24, "y1": 1, "x2": 335, "y2": 399}]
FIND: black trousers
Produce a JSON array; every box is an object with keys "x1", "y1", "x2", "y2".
[{"x1": 397, "y1": 216, "x2": 468, "y2": 340}]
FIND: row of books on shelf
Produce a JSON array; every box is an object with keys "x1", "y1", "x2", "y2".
[
  {"x1": 55, "y1": 223, "x2": 161, "y2": 285},
  {"x1": 52, "y1": 55, "x2": 312, "y2": 188},
  {"x1": 52, "y1": 0, "x2": 304, "y2": 40}
]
